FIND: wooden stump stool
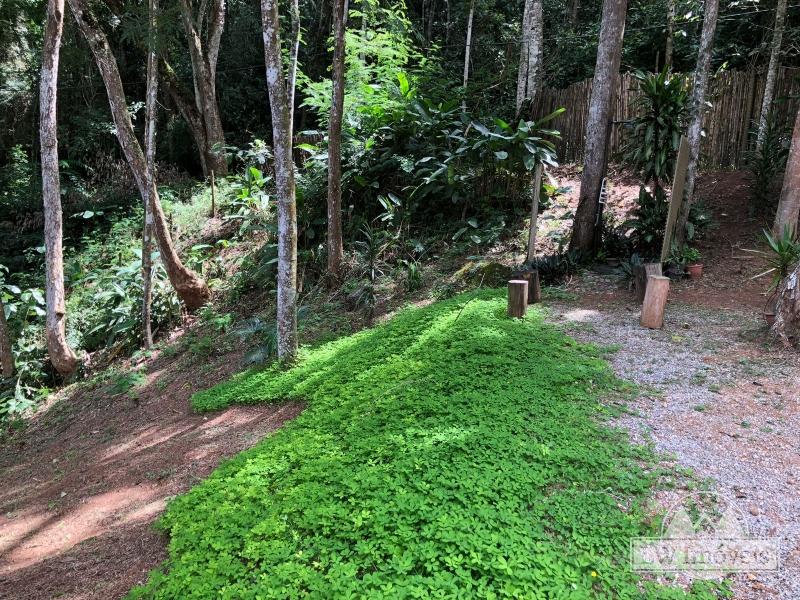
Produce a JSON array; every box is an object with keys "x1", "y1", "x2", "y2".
[
  {"x1": 640, "y1": 275, "x2": 670, "y2": 329},
  {"x1": 507, "y1": 280, "x2": 529, "y2": 318},
  {"x1": 633, "y1": 262, "x2": 663, "y2": 302},
  {"x1": 511, "y1": 269, "x2": 541, "y2": 304}
]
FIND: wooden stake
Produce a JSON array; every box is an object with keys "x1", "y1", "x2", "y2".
[
  {"x1": 508, "y1": 280, "x2": 529, "y2": 318},
  {"x1": 661, "y1": 135, "x2": 689, "y2": 262},
  {"x1": 640, "y1": 275, "x2": 670, "y2": 329}
]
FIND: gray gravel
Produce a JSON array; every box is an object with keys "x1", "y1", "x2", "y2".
[{"x1": 548, "y1": 277, "x2": 799, "y2": 599}]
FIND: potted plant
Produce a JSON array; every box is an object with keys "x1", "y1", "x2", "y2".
[
  {"x1": 684, "y1": 247, "x2": 703, "y2": 280},
  {"x1": 746, "y1": 229, "x2": 800, "y2": 326}
]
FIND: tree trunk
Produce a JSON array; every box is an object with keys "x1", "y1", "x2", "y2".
[
  {"x1": 288, "y1": 0, "x2": 300, "y2": 131},
  {"x1": 673, "y1": 0, "x2": 719, "y2": 249},
  {"x1": 773, "y1": 107, "x2": 800, "y2": 237},
  {"x1": 177, "y1": 0, "x2": 227, "y2": 177},
  {"x1": 262, "y1": 0, "x2": 298, "y2": 362},
  {"x1": 0, "y1": 298, "x2": 13, "y2": 378},
  {"x1": 41, "y1": 0, "x2": 79, "y2": 376},
  {"x1": 568, "y1": 0, "x2": 579, "y2": 27},
  {"x1": 526, "y1": 164, "x2": 543, "y2": 264},
  {"x1": 756, "y1": 0, "x2": 788, "y2": 152},
  {"x1": 69, "y1": 0, "x2": 210, "y2": 311},
  {"x1": 515, "y1": 0, "x2": 543, "y2": 118},
  {"x1": 327, "y1": 0, "x2": 346, "y2": 280},
  {"x1": 665, "y1": 0, "x2": 675, "y2": 68},
  {"x1": 142, "y1": 0, "x2": 158, "y2": 349},
  {"x1": 569, "y1": 0, "x2": 628, "y2": 253},
  {"x1": 462, "y1": 0, "x2": 475, "y2": 92}
]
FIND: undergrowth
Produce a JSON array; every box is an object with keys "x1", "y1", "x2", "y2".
[{"x1": 130, "y1": 290, "x2": 724, "y2": 599}]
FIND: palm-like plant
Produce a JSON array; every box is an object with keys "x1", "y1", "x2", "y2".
[
  {"x1": 624, "y1": 68, "x2": 689, "y2": 193},
  {"x1": 747, "y1": 228, "x2": 800, "y2": 291}
]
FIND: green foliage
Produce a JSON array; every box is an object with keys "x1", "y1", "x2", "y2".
[
  {"x1": 748, "y1": 116, "x2": 790, "y2": 217},
  {"x1": 67, "y1": 215, "x2": 181, "y2": 351},
  {"x1": 755, "y1": 229, "x2": 800, "y2": 291},
  {"x1": 129, "y1": 291, "x2": 724, "y2": 599},
  {"x1": 668, "y1": 244, "x2": 701, "y2": 270},
  {"x1": 625, "y1": 187, "x2": 670, "y2": 259},
  {"x1": 109, "y1": 369, "x2": 147, "y2": 397},
  {"x1": 0, "y1": 145, "x2": 38, "y2": 214},
  {"x1": 623, "y1": 69, "x2": 689, "y2": 192},
  {"x1": 300, "y1": 1, "x2": 419, "y2": 126},
  {"x1": 530, "y1": 248, "x2": 584, "y2": 285}
]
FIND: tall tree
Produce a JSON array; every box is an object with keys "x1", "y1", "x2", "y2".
[
  {"x1": 68, "y1": 0, "x2": 211, "y2": 311},
  {"x1": 664, "y1": 0, "x2": 675, "y2": 68},
  {"x1": 162, "y1": 0, "x2": 227, "y2": 177},
  {"x1": 515, "y1": 0, "x2": 543, "y2": 118},
  {"x1": 773, "y1": 107, "x2": 800, "y2": 236},
  {"x1": 142, "y1": 0, "x2": 158, "y2": 349},
  {"x1": 673, "y1": 0, "x2": 719, "y2": 248},
  {"x1": 756, "y1": 0, "x2": 788, "y2": 152},
  {"x1": 0, "y1": 297, "x2": 13, "y2": 378},
  {"x1": 569, "y1": 0, "x2": 628, "y2": 253},
  {"x1": 462, "y1": 0, "x2": 475, "y2": 92},
  {"x1": 261, "y1": 0, "x2": 298, "y2": 362},
  {"x1": 41, "y1": 0, "x2": 79, "y2": 376},
  {"x1": 327, "y1": 0, "x2": 347, "y2": 279},
  {"x1": 288, "y1": 0, "x2": 300, "y2": 131}
]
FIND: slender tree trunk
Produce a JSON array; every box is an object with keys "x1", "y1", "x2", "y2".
[
  {"x1": 261, "y1": 0, "x2": 298, "y2": 362},
  {"x1": 288, "y1": 0, "x2": 300, "y2": 132},
  {"x1": 41, "y1": 0, "x2": 79, "y2": 376},
  {"x1": 569, "y1": 0, "x2": 579, "y2": 27},
  {"x1": 515, "y1": 0, "x2": 543, "y2": 119},
  {"x1": 526, "y1": 164, "x2": 543, "y2": 264},
  {"x1": 142, "y1": 0, "x2": 158, "y2": 349},
  {"x1": 178, "y1": 0, "x2": 227, "y2": 177},
  {"x1": 0, "y1": 298, "x2": 13, "y2": 378},
  {"x1": 327, "y1": 0, "x2": 346, "y2": 280},
  {"x1": 665, "y1": 0, "x2": 675, "y2": 68},
  {"x1": 462, "y1": 0, "x2": 475, "y2": 92},
  {"x1": 773, "y1": 107, "x2": 800, "y2": 236},
  {"x1": 569, "y1": 0, "x2": 628, "y2": 253},
  {"x1": 673, "y1": 0, "x2": 719, "y2": 248},
  {"x1": 69, "y1": 0, "x2": 210, "y2": 311},
  {"x1": 756, "y1": 0, "x2": 788, "y2": 152}
]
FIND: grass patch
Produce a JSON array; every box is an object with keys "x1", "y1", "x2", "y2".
[{"x1": 130, "y1": 290, "x2": 724, "y2": 599}]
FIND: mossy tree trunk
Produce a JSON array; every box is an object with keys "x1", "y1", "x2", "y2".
[{"x1": 261, "y1": 0, "x2": 298, "y2": 362}]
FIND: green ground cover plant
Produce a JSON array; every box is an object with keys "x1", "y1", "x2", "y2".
[{"x1": 130, "y1": 290, "x2": 725, "y2": 599}]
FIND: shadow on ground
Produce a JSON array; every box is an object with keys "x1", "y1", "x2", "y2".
[{"x1": 0, "y1": 345, "x2": 303, "y2": 600}]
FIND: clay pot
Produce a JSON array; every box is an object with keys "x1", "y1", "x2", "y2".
[
  {"x1": 764, "y1": 312, "x2": 776, "y2": 327},
  {"x1": 686, "y1": 263, "x2": 703, "y2": 280}
]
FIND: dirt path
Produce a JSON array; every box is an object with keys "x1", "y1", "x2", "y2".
[{"x1": 0, "y1": 345, "x2": 303, "y2": 600}]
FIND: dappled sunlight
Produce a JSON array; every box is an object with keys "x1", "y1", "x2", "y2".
[
  {"x1": 562, "y1": 308, "x2": 601, "y2": 323},
  {"x1": 99, "y1": 423, "x2": 196, "y2": 463},
  {"x1": 0, "y1": 485, "x2": 159, "y2": 573}
]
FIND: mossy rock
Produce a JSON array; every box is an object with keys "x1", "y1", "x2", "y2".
[{"x1": 453, "y1": 260, "x2": 513, "y2": 287}]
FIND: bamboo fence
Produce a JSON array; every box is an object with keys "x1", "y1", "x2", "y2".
[{"x1": 530, "y1": 66, "x2": 800, "y2": 168}]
